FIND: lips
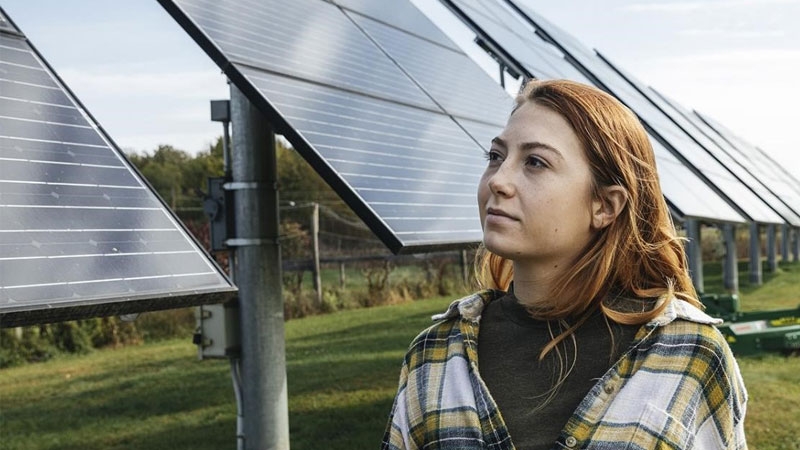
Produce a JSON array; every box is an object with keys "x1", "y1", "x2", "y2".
[{"x1": 486, "y1": 207, "x2": 517, "y2": 221}]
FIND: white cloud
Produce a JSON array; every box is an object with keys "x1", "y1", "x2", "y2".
[
  {"x1": 678, "y1": 28, "x2": 786, "y2": 38},
  {"x1": 57, "y1": 68, "x2": 227, "y2": 100},
  {"x1": 624, "y1": 0, "x2": 800, "y2": 13},
  {"x1": 642, "y1": 48, "x2": 800, "y2": 67}
]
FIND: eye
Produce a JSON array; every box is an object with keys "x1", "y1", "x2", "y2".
[
  {"x1": 484, "y1": 149, "x2": 504, "y2": 163},
  {"x1": 525, "y1": 155, "x2": 548, "y2": 168}
]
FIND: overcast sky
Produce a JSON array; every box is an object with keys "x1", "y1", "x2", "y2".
[{"x1": 3, "y1": 0, "x2": 798, "y2": 173}]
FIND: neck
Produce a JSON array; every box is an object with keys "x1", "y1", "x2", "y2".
[{"x1": 511, "y1": 260, "x2": 565, "y2": 308}]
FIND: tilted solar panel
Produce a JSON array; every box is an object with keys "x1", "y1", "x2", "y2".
[
  {"x1": 695, "y1": 111, "x2": 800, "y2": 198},
  {"x1": 159, "y1": 0, "x2": 515, "y2": 253},
  {"x1": 0, "y1": 11, "x2": 235, "y2": 327},
  {"x1": 643, "y1": 86, "x2": 800, "y2": 226},
  {"x1": 441, "y1": 0, "x2": 746, "y2": 224},
  {"x1": 506, "y1": 0, "x2": 784, "y2": 225}
]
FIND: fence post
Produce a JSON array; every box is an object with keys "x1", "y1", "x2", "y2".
[
  {"x1": 339, "y1": 262, "x2": 346, "y2": 288},
  {"x1": 460, "y1": 250, "x2": 469, "y2": 286},
  {"x1": 311, "y1": 202, "x2": 322, "y2": 306}
]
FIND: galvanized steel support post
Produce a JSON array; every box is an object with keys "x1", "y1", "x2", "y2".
[
  {"x1": 722, "y1": 223, "x2": 739, "y2": 293},
  {"x1": 782, "y1": 223, "x2": 790, "y2": 262},
  {"x1": 684, "y1": 218, "x2": 704, "y2": 293},
  {"x1": 231, "y1": 85, "x2": 290, "y2": 450},
  {"x1": 749, "y1": 222, "x2": 762, "y2": 285},
  {"x1": 767, "y1": 224, "x2": 777, "y2": 273},
  {"x1": 794, "y1": 228, "x2": 800, "y2": 262}
]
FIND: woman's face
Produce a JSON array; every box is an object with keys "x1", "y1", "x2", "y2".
[{"x1": 477, "y1": 101, "x2": 597, "y2": 270}]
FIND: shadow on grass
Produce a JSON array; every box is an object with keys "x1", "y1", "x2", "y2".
[
  {"x1": 34, "y1": 419, "x2": 236, "y2": 450},
  {"x1": 3, "y1": 358, "x2": 234, "y2": 438},
  {"x1": 289, "y1": 397, "x2": 395, "y2": 450}
]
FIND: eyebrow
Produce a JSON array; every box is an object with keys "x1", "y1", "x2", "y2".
[{"x1": 491, "y1": 137, "x2": 564, "y2": 159}]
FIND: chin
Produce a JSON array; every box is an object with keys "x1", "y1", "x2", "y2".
[{"x1": 482, "y1": 237, "x2": 520, "y2": 260}]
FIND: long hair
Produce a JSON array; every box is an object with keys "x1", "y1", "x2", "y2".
[{"x1": 476, "y1": 79, "x2": 700, "y2": 354}]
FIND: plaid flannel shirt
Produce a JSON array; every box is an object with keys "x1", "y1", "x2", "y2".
[{"x1": 382, "y1": 290, "x2": 748, "y2": 450}]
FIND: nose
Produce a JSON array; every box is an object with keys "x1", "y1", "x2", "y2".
[{"x1": 487, "y1": 162, "x2": 515, "y2": 197}]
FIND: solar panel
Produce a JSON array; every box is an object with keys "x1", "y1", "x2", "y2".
[
  {"x1": 644, "y1": 86, "x2": 800, "y2": 226},
  {"x1": 0, "y1": 13, "x2": 235, "y2": 327},
  {"x1": 695, "y1": 110, "x2": 800, "y2": 202},
  {"x1": 506, "y1": 0, "x2": 785, "y2": 225},
  {"x1": 440, "y1": 0, "x2": 745, "y2": 224},
  {"x1": 160, "y1": 0, "x2": 514, "y2": 252},
  {"x1": 594, "y1": 53, "x2": 800, "y2": 226}
]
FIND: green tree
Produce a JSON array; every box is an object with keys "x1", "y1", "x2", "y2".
[
  {"x1": 128, "y1": 145, "x2": 188, "y2": 210},
  {"x1": 276, "y1": 141, "x2": 353, "y2": 219}
]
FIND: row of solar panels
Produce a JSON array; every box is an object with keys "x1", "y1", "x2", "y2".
[
  {"x1": 1, "y1": 0, "x2": 798, "y2": 325},
  {"x1": 159, "y1": 0, "x2": 800, "y2": 252}
]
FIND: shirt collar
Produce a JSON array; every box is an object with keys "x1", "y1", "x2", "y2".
[
  {"x1": 432, "y1": 290, "x2": 722, "y2": 327},
  {"x1": 647, "y1": 297, "x2": 722, "y2": 326}
]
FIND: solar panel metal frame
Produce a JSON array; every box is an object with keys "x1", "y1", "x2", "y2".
[
  {"x1": 438, "y1": 0, "x2": 747, "y2": 225},
  {"x1": 504, "y1": 0, "x2": 785, "y2": 226},
  {"x1": 0, "y1": 8, "x2": 236, "y2": 327},
  {"x1": 158, "y1": 0, "x2": 515, "y2": 254}
]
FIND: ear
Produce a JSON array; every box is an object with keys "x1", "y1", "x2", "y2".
[{"x1": 591, "y1": 185, "x2": 628, "y2": 229}]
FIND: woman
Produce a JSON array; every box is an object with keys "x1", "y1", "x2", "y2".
[{"x1": 382, "y1": 79, "x2": 747, "y2": 450}]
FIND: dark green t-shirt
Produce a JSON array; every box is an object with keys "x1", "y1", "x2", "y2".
[{"x1": 478, "y1": 293, "x2": 640, "y2": 450}]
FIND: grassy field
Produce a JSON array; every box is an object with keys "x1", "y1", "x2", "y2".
[{"x1": 1, "y1": 262, "x2": 799, "y2": 449}]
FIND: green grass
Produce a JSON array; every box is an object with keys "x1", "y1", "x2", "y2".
[
  {"x1": 1, "y1": 263, "x2": 799, "y2": 449},
  {"x1": 737, "y1": 354, "x2": 800, "y2": 450},
  {"x1": 703, "y1": 260, "x2": 800, "y2": 311},
  {"x1": 0, "y1": 297, "x2": 454, "y2": 450}
]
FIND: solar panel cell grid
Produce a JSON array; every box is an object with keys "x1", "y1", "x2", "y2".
[
  {"x1": 238, "y1": 67, "x2": 485, "y2": 247},
  {"x1": 177, "y1": 0, "x2": 440, "y2": 111},
  {"x1": 0, "y1": 20, "x2": 234, "y2": 325},
  {"x1": 349, "y1": 12, "x2": 512, "y2": 125},
  {"x1": 327, "y1": 0, "x2": 459, "y2": 50}
]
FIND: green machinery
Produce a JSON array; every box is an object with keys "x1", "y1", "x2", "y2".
[{"x1": 700, "y1": 294, "x2": 800, "y2": 356}]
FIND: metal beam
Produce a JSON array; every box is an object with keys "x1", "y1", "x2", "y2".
[{"x1": 231, "y1": 85, "x2": 290, "y2": 450}]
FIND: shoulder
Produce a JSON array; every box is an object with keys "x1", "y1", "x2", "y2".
[
  {"x1": 642, "y1": 312, "x2": 747, "y2": 409},
  {"x1": 403, "y1": 290, "x2": 502, "y2": 367}
]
